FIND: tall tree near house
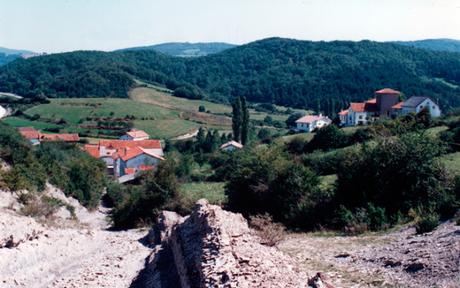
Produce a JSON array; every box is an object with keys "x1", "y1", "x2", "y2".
[
  {"x1": 232, "y1": 97, "x2": 242, "y2": 142},
  {"x1": 241, "y1": 96, "x2": 250, "y2": 145}
]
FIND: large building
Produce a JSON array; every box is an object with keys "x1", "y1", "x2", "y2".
[
  {"x1": 84, "y1": 139, "x2": 164, "y2": 181},
  {"x1": 339, "y1": 89, "x2": 441, "y2": 126}
]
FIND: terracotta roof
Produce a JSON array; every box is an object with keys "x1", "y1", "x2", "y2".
[
  {"x1": 99, "y1": 140, "x2": 161, "y2": 150},
  {"x1": 392, "y1": 102, "x2": 404, "y2": 109},
  {"x1": 295, "y1": 115, "x2": 324, "y2": 124},
  {"x1": 350, "y1": 103, "x2": 365, "y2": 112},
  {"x1": 40, "y1": 133, "x2": 80, "y2": 142},
  {"x1": 338, "y1": 110, "x2": 348, "y2": 116},
  {"x1": 118, "y1": 146, "x2": 165, "y2": 161},
  {"x1": 124, "y1": 168, "x2": 136, "y2": 175},
  {"x1": 375, "y1": 88, "x2": 400, "y2": 94},
  {"x1": 19, "y1": 129, "x2": 40, "y2": 140},
  {"x1": 84, "y1": 144, "x2": 100, "y2": 158},
  {"x1": 126, "y1": 129, "x2": 149, "y2": 139},
  {"x1": 220, "y1": 140, "x2": 243, "y2": 149},
  {"x1": 365, "y1": 98, "x2": 377, "y2": 104}
]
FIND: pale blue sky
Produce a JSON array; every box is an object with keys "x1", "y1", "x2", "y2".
[{"x1": 1, "y1": 0, "x2": 460, "y2": 53}]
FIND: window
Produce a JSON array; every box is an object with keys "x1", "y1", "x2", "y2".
[{"x1": 359, "y1": 115, "x2": 363, "y2": 119}]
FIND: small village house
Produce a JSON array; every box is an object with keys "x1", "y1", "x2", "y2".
[
  {"x1": 295, "y1": 114, "x2": 332, "y2": 132},
  {"x1": 220, "y1": 140, "x2": 243, "y2": 152},
  {"x1": 18, "y1": 127, "x2": 79, "y2": 145},
  {"x1": 84, "y1": 139, "x2": 164, "y2": 182},
  {"x1": 400, "y1": 96, "x2": 441, "y2": 117},
  {"x1": 119, "y1": 129, "x2": 150, "y2": 141}
]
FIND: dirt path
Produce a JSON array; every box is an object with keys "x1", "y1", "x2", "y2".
[{"x1": 0, "y1": 191, "x2": 153, "y2": 288}]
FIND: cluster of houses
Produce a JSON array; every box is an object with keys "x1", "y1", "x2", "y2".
[
  {"x1": 18, "y1": 127, "x2": 80, "y2": 145},
  {"x1": 338, "y1": 88, "x2": 441, "y2": 126},
  {"x1": 294, "y1": 88, "x2": 441, "y2": 131}
]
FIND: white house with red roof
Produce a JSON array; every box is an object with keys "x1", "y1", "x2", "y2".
[
  {"x1": 295, "y1": 114, "x2": 332, "y2": 132},
  {"x1": 220, "y1": 140, "x2": 243, "y2": 152},
  {"x1": 339, "y1": 89, "x2": 441, "y2": 126},
  {"x1": 84, "y1": 139, "x2": 164, "y2": 181},
  {"x1": 119, "y1": 128, "x2": 150, "y2": 141}
]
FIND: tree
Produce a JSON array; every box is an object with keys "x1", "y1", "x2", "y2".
[
  {"x1": 241, "y1": 96, "x2": 250, "y2": 145},
  {"x1": 198, "y1": 105, "x2": 206, "y2": 112},
  {"x1": 232, "y1": 97, "x2": 242, "y2": 142},
  {"x1": 196, "y1": 127, "x2": 206, "y2": 151},
  {"x1": 285, "y1": 113, "x2": 304, "y2": 127}
]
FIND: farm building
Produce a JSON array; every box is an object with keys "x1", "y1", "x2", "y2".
[
  {"x1": 18, "y1": 127, "x2": 79, "y2": 144},
  {"x1": 220, "y1": 140, "x2": 243, "y2": 152},
  {"x1": 119, "y1": 128, "x2": 150, "y2": 141},
  {"x1": 84, "y1": 139, "x2": 164, "y2": 182},
  {"x1": 339, "y1": 88, "x2": 441, "y2": 126},
  {"x1": 295, "y1": 114, "x2": 332, "y2": 132}
]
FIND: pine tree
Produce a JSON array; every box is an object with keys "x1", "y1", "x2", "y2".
[
  {"x1": 196, "y1": 127, "x2": 206, "y2": 151},
  {"x1": 232, "y1": 97, "x2": 242, "y2": 142},
  {"x1": 240, "y1": 96, "x2": 250, "y2": 145}
]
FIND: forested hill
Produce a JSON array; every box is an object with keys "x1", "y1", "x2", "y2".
[
  {"x1": 1, "y1": 38, "x2": 460, "y2": 113},
  {"x1": 394, "y1": 39, "x2": 460, "y2": 53},
  {"x1": 119, "y1": 42, "x2": 237, "y2": 57}
]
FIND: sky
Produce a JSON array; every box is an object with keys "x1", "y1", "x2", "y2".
[{"x1": 1, "y1": 0, "x2": 460, "y2": 53}]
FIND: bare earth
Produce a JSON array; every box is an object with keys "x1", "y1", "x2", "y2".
[
  {"x1": 0, "y1": 188, "x2": 153, "y2": 288},
  {"x1": 280, "y1": 222, "x2": 460, "y2": 287}
]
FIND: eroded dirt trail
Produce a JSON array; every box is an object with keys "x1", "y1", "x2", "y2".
[{"x1": 0, "y1": 190, "x2": 153, "y2": 288}]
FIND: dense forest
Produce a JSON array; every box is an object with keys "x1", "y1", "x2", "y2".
[
  {"x1": 118, "y1": 42, "x2": 237, "y2": 57},
  {"x1": 394, "y1": 39, "x2": 460, "y2": 53},
  {"x1": 1, "y1": 38, "x2": 460, "y2": 113}
]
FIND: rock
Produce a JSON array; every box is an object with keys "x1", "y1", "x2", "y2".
[
  {"x1": 383, "y1": 259, "x2": 402, "y2": 267},
  {"x1": 308, "y1": 273, "x2": 335, "y2": 288},
  {"x1": 139, "y1": 199, "x2": 324, "y2": 287},
  {"x1": 0, "y1": 209, "x2": 43, "y2": 248}
]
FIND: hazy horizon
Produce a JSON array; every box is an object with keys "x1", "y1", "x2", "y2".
[{"x1": 1, "y1": 0, "x2": 460, "y2": 53}]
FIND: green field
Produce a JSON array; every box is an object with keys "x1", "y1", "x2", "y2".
[
  {"x1": 2, "y1": 85, "x2": 303, "y2": 140},
  {"x1": 179, "y1": 182, "x2": 226, "y2": 206},
  {"x1": 439, "y1": 152, "x2": 460, "y2": 175}
]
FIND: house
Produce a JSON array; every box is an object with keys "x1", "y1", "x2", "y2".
[
  {"x1": 401, "y1": 96, "x2": 441, "y2": 118},
  {"x1": 17, "y1": 127, "x2": 79, "y2": 144},
  {"x1": 220, "y1": 140, "x2": 243, "y2": 152},
  {"x1": 40, "y1": 133, "x2": 80, "y2": 142},
  {"x1": 295, "y1": 114, "x2": 332, "y2": 132},
  {"x1": 84, "y1": 139, "x2": 164, "y2": 179},
  {"x1": 119, "y1": 129, "x2": 149, "y2": 141},
  {"x1": 339, "y1": 89, "x2": 441, "y2": 126}
]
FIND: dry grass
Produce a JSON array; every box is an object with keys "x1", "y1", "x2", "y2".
[{"x1": 249, "y1": 214, "x2": 286, "y2": 247}]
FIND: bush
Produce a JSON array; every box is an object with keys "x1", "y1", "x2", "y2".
[
  {"x1": 305, "y1": 125, "x2": 349, "y2": 152},
  {"x1": 415, "y1": 211, "x2": 439, "y2": 234},
  {"x1": 249, "y1": 214, "x2": 285, "y2": 247}
]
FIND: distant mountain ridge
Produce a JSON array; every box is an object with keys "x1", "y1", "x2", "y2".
[
  {"x1": 393, "y1": 39, "x2": 460, "y2": 53},
  {"x1": 119, "y1": 42, "x2": 237, "y2": 57},
  {"x1": 0, "y1": 47, "x2": 39, "y2": 66}
]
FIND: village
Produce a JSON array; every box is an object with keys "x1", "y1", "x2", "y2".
[{"x1": 14, "y1": 87, "x2": 442, "y2": 185}]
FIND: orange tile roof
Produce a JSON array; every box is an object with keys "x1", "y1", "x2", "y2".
[
  {"x1": 375, "y1": 88, "x2": 400, "y2": 94},
  {"x1": 40, "y1": 133, "x2": 80, "y2": 142},
  {"x1": 350, "y1": 103, "x2": 365, "y2": 112},
  {"x1": 124, "y1": 168, "x2": 136, "y2": 175},
  {"x1": 392, "y1": 101, "x2": 404, "y2": 109},
  {"x1": 84, "y1": 144, "x2": 100, "y2": 158},
  {"x1": 338, "y1": 110, "x2": 348, "y2": 116},
  {"x1": 295, "y1": 115, "x2": 324, "y2": 124},
  {"x1": 99, "y1": 140, "x2": 161, "y2": 149},
  {"x1": 365, "y1": 98, "x2": 377, "y2": 104},
  {"x1": 126, "y1": 129, "x2": 149, "y2": 139},
  {"x1": 19, "y1": 129, "x2": 40, "y2": 140}
]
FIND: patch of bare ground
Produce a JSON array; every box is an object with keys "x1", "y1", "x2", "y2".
[
  {"x1": 0, "y1": 187, "x2": 153, "y2": 288},
  {"x1": 279, "y1": 222, "x2": 460, "y2": 287}
]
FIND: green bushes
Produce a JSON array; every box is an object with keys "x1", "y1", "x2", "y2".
[{"x1": 415, "y1": 211, "x2": 440, "y2": 234}]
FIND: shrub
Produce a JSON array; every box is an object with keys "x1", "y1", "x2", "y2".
[
  {"x1": 415, "y1": 211, "x2": 439, "y2": 234},
  {"x1": 305, "y1": 125, "x2": 349, "y2": 152},
  {"x1": 249, "y1": 214, "x2": 285, "y2": 247}
]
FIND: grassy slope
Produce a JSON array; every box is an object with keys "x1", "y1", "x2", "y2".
[{"x1": 179, "y1": 182, "x2": 226, "y2": 205}]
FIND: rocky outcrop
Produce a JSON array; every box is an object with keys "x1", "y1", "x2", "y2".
[
  {"x1": 0, "y1": 209, "x2": 43, "y2": 248},
  {"x1": 135, "y1": 199, "x2": 333, "y2": 288}
]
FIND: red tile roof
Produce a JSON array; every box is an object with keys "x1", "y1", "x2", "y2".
[
  {"x1": 139, "y1": 165, "x2": 154, "y2": 171},
  {"x1": 99, "y1": 140, "x2": 161, "y2": 149},
  {"x1": 124, "y1": 168, "x2": 136, "y2": 175},
  {"x1": 365, "y1": 98, "x2": 377, "y2": 104},
  {"x1": 375, "y1": 88, "x2": 400, "y2": 94},
  {"x1": 392, "y1": 101, "x2": 404, "y2": 109},
  {"x1": 19, "y1": 128, "x2": 40, "y2": 140},
  {"x1": 350, "y1": 103, "x2": 365, "y2": 112},
  {"x1": 126, "y1": 129, "x2": 149, "y2": 139},
  {"x1": 84, "y1": 144, "x2": 100, "y2": 158},
  {"x1": 40, "y1": 133, "x2": 80, "y2": 142},
  {"x1": 338, "y1": 110, "x2": 348, "y2": 116},
  {"x1": 295, "y1": 115, "x2": 324, "y2": 124}
]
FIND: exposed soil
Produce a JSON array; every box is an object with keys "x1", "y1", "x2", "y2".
[{"x1": 280, "y1": 222, "x2": 460, "y2": 287}]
